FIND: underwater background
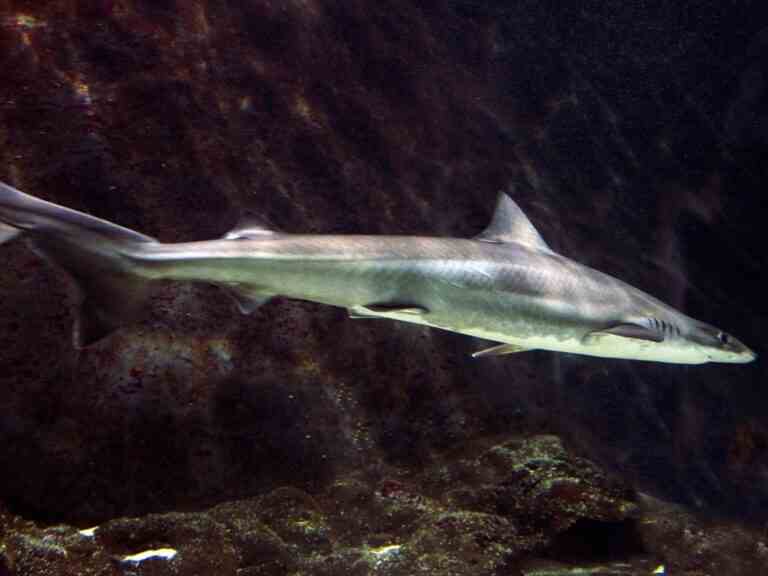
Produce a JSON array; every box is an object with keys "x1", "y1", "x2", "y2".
[{"x1": 0, "y1": 1, "x2": 766, "y2": 574}]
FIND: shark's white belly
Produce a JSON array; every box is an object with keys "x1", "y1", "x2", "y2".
[{"x1": 350, "y1": 307, "x2": 708, "y2": 364}]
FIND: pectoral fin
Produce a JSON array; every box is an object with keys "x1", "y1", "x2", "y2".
[
  {"x1": 472, "y1": 343, "x2": 531, "y2": 358},
  {"x1": 586, "y1": 322, "x2": 664, "y2": 343}
]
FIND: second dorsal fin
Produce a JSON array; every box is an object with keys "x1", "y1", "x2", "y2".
[
  {"x1": 223, "y1": 216, "x2": 276, "y2": 240},
  {"x1": 475, "y1": 191, "x2": 554, "y2": 253}
]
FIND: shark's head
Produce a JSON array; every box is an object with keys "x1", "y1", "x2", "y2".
[{"x1": 687, "y1": 322, "x2": 756, "y2": 364}]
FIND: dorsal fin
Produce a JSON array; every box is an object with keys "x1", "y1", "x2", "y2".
[
  {"x1": 475, "y1": 192, "x2": 554, "y2": 253},
  {"x1": 223, "y1": 217, "x2": 276, "y2": 240}
]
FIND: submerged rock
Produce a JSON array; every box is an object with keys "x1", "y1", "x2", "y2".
[
  {"x1": 4, "y1": 434, "x2": 764, "y2": 575},
  {"x1": 473, "y1": 436, "x2": 637, "y2": 532}
]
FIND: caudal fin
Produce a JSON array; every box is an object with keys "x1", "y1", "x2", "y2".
[{"x1": 0, "y1": 181, "x2": 158, "y2": 347}]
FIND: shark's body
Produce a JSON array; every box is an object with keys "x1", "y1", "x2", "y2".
[{"x1": 0, "y1": 181, "x2": 755, "y2": 364}]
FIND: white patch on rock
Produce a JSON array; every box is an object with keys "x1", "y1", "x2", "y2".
[{"x1": 121, "y1": 548, "x2": 178, "y2": 564}]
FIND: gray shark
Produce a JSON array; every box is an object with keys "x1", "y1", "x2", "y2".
[{"x1": 0, "y1": 180, "x2": 755, "y2": 364}]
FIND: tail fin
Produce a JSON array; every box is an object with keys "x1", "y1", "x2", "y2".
[{"x1": 0, "y1": 181, "x2": 158, "y2": 347}]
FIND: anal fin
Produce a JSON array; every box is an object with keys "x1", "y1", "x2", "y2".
[
  {"x1": 0, "y1": 222, "x2": 21, "y2": 244},
  {"x1": 222, "y1": 284, "x2": 274, "y2": 314}
]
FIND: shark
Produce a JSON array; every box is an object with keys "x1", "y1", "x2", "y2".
[{"x1": 0, "y1": 180, "x2": 756, "y2": 364}]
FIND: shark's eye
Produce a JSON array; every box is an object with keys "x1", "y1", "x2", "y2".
[{"x1": 718, "y1": 332, "x2": 730, "y2": 345}]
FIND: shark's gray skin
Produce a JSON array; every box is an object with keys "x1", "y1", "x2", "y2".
[{"x1": 0, "y1": 181, "x2": 756, "y2": 364}]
